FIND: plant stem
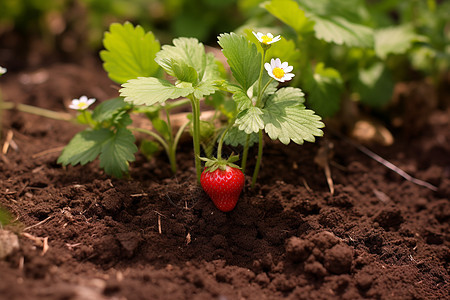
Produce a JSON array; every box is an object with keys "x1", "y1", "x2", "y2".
[
  {"x1": 255, "y1": 78, "x2": 274, "y2": 108},
  {"x1": 81, "y1": 110, "x2": 95, "y2": 127},
  {"x1": 173, "y1": 121, "x2": 190, "y2": 151},
  {"x1": 170, "y1": 120, "x2": 191, "y2": 173},
  {"x1": 256, "y1": 50, "x2": 267, "y2": 103},
  {"x1": 164, "y1": 107, "x2": 177, "y2": 173},
  {"x1": 165, "y1": 99, "x2": 190, "y2": 111},
  {"x1": 247, "y1": 49, "x2": 269, "y2": 186},
  {"x1": 216, "y1": 120, "x2": 234, "y2": 161},
  {"x1": 189, "y1": 95, "x2": 202, "y2": 183},
  {"x1": 129, "y1": 127, "x2": 170, "y2": 154},
  {"x1": 0, "y1": 102, "x2": 72, "y2": 121},
  {"x1": 241, "y1": 135, "x2": 250, "y2": 173},
  {"x1": 251, "y1": 130, "x2": 264, "y2": 188}
]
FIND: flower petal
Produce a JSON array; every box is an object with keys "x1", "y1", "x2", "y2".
[
  {"x1": 273, "y1": 58, "x2": 281, "y2": 68},
  {"x1": 284, "y1": 66, "x2": 293, "y2": 73},
  {"x1": 264, "y1": 62, "x2": 272, "y2": 73}
]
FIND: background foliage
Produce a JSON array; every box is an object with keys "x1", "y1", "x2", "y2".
[{"x1": 0, "y1": 0, "x2": 448, "y2": 117}]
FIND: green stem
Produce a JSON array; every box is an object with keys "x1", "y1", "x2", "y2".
[
  {"x1": 241, "y1": 135, "x2": 250, "y2": 173},
  {"x1": 256, "y1": 50, "x2": 266, "y2": 105},
  {"x1": 165, "y1": 107, "x2": 177, "y2": 174},
  {"x1": 165, "y1": 99, "x2": 190, "y2": 111},
  {"x1": 0, "y1": 102, "x2": 72, "y2": 121},
  {"x1": 81, "y1": 110, "x2": 95, "y2": 127},
  {"x1": 129, "y1": 127, "x2": 170, "y2": 154},
  {"x1": 255, "y1": 78, "x2": 274, "y2": 108},
  {"x1": 246, "y1": 49, "x2": 270, "y2": 186},
  {"x1": 170, "y1": 120, "x2": 191, "y2": 173},
  {"x1": 251, "y1": 130, "x2": 264, "y2": 188},
  {"x1": 173, "y1": 121, "x2": 191, "y2": 152},
  {"x1": 189, "y1": 96, "x2": 202, "y2": 183},
  {"x1": 165, "y1": 107, "x2": 175, "y2": 146},
  {"x1": 216, "y1": 120, "x2": 234, "y2": 161}
]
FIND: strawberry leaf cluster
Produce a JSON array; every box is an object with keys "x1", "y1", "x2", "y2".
[{"x1": 58, "y1": 98, "x2": 137, "y2": 178}]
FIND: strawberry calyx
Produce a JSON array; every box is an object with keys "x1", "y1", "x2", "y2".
[{"x1": 200, "y1": 154, "x2": 241, "y2": 173}]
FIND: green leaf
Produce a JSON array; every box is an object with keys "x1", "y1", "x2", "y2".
[
  {"x1": 374, "y1": 25, "x2": 419, "y2": 59},
  {"x1": 311, "y1": 17, "x2": 374, "y2": 48},
  {"x1": 112, "y1": 111, "x2": 133, "y2": 128},
  {"x1": 155, "y1": 37, "x2": 207, "y2": 80},
  {"x1": 264, "y1": 37, "x2": 302, "y2": 72},
  {"x1": 154, "y1": 38, "x2": 220, "y2": 98},
  {"x1": 58, "y1": 129, "x2": 113, "y2": 166},
  {"x1": 58, "y1": 127, "x2": 138, "y2": 178},
  {"x1": 100, "y1": 22, "x2": 161, "y2": 84},
  {"x1": 263, "y1": 0, "x2": 314, "y2": 34},
  {"x1": 151, "y1": 117, "x2": 171, "y2": 140},
  {"x1": 0, "y1": 206, "x2": 14, "y2": 226},
  {"x1": 252, "y1": 73, "x2": 278, "y2": 105},
  {"x1": 297, "y1": 0, "x2": 374, "y2": 48},
  {"x1": 233, "y1": 89, "x2": 253, "y2": 111},
  {"x1": 140, "y1": 140, "x2": 161, "y2": 158},
  {"x1": 120, "y1": 77, "x2": 194, "y2": 106},
  {"x1": 235, "y1": 106, "x2": 265, "y2": 134},
  {"x1": 205, "y1": 92, "x2": 236, "y2": 119},
  {"x1": 218, "y1": 33, "x2": 261, "y2": 91},
  {"x1": 264, "y1": 86, "x2": 306, "y2": 105},
  {"x1": 76, "y1": 111, "x2": 94, "y2": 125},
  {"x1": 92, "y1": 98, "x2": 128, "y2": 123},
  {"x1": 262, "y1": 87, "x2": 324, "y2": 145},
  {"x1": 203, "y1": 52, "x2": 222, "y2": 82},
  {"x1": 304, "y1": 63, "x2": 343, "y2": 118},
  {"x1": 99, "y1": 128, "x2": 137, "y2": 178},
  {"x1": 171, "y1": 60, "x2": 199, "y2": 84},
  {"x1": 224, "y1": 126, "x2": 259, "y2": 147},
  {"x1": 355, "y1": 62, "x2": 394, "y2": 107},
  {"x1": 193, "y1": 80, "x2": 217, "y2": 99}
]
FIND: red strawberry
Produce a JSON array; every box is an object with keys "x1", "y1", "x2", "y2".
[{"x1": 201, "y1": 163, "x2": 245, "y2": 212}]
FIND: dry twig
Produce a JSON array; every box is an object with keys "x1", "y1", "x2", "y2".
[
  {"x1": 32, "y1": 146, "x2": 65, "y2": 159},
  {"x1": 332, "y1": 130, "x2": 438, "y2": 192},
  {"x1": 23, "y1": 216, "x2": 53, "y2": 231},
  {"x1": 314, "y1": 141, "x2": 335, "y2": 194}
]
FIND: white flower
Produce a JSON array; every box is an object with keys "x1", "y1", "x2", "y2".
[
  {"x1": 0, "y1": 66, "x2": 7, "y2": 75},
  {"x1": 69, "y1": 96, "x2": 96, "y2": 110},
  {"x1": 264, "y1": 58, "x2": 295, "y2": 82},
  {"x1": 252, "y1": 31, "x2": 281, "y2": 45}
]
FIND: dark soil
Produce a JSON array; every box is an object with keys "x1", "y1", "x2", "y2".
[{"x1": 0, "y1": 58, "x2": 449, "y2": 300}]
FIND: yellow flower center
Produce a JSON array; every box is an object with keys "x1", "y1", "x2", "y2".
[
  {"x1": 77, "y1": 102, "x2": 87, "y2": 109},
  {"x1": 272, "y1": 67, "x2": 285, "y2": 79},
  {"x1": 261, "y1": 35, "x2": 273, "y2": 44}
]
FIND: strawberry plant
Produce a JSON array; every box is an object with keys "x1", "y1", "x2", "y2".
[
  {"x1": 1, "y1": 22, "x2": 325, "y2": 190},
  {"x1": 216, "y1": 31, "x2": 324, "y2": 187},
  {"x1": 118, "y1": 26, "x2": 223, "y2": 182},
  {"x1": 57, "y1": 22, "x2": 201, "y2": 177}
]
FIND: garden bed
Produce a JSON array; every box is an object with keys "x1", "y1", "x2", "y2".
[{"x1": 0, "y1": 59, "x2": 449, "y2": 299}]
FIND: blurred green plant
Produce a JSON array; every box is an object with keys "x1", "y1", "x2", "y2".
[
  {"x1": 0, "y1": 205, "x2": 14, "y2": 228},
  {"x1": 0, "y1": 0, "x2": 248, "y2": 50},
  {"x1": 237, "y1": 0, "x2": 449, "y2": 118}
]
